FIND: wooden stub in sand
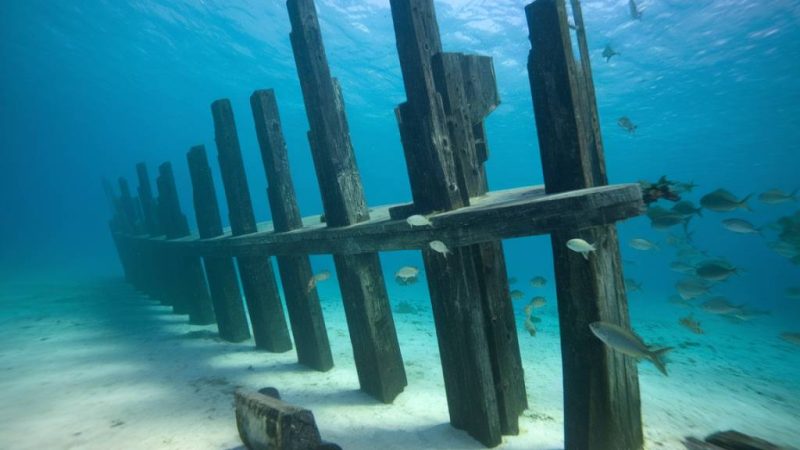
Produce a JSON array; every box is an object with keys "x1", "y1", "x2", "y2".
[
  {"x1": 211, "y1": 99, "x2": 293, "y2": 353},
  {"x1": 287, "y1": 0, "x2": 406, "y2": 402},
  {"x1": 527, "y1": 1, "x2": 643, "y2": 449},
  {"x1": 251, "y1": 88, "x2": 334, "y2": 372},
  {"x1": 235, "y1": 389, "x2": 323, "y2": 450},
  {"x1": 187, "y1": 145, "x2": 251, "y2": 342},
  {"x1": 155, "y1": 162, "x2": 217, "y2": 325}
]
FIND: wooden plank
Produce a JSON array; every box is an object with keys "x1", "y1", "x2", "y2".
[
  {"x1": 251, "y1": 88, "x2": 334, "y2": 372},
  {"x1": 155, "y1": 162, "x2": 216, "y2": 325},
  {"x1": 187, "y1": 145, "x2": 251, "y2": 342},
  {"x1": 287, "y1": 0, "x2": 406, "y2": 402},
  {"x1": 526, "y1": 1, "x2": 643, "y2": 450},
  {"x1": 211, "y1": 98, "x2": 293, "y2": 353}
]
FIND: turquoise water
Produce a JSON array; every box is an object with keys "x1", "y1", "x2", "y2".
[{"x1": 1, "y1": 0, "x2": 799, "y2": 448}]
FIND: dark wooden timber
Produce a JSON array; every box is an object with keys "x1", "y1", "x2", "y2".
[
  {"x1": 155, "y1": 162, "x2": 216, "y2": 325},
  {"x1": 527, "y1": 1, "x2": 643, "y2": 449},
  {"x1": 704, "y1": 430, "x2": 790, "y2": 450},
  {"x1": 235, "y1": 389, "x2": 327, "y2": 450},
  {"x1": 287, "y1": 0, "x2": 406, "y2": 402},
  {"x1": 136, "y1": 162, "x2": 162, "y2": 237},
  {"x1": 211, "y1": 98, "x2": 293, "y2": 353},
  {"x1": 118, "y1": 177, "x2": 142, "y2": 234},
  {"x1": 187, "y1": 145, "x2": 251, "y2": 342},
  {"x1": 251, "y1": 88, "x2": 334, "y2": 372}
]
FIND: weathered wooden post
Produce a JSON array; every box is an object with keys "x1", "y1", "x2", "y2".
[
  {"x1": 103, "y1": 178, "x2": 136, "y2": 285},
  {"x1": 526, "y1": 1, "x2": 643, "y2": 449},
  {"x1": 250, "y1": 88, "x2": 334, "y2": 372},
  {"x1": 136, "y1": 162, "x2": 162, "y2": 237},
  {"x1": 388, "y1": 0, "x2": 526, "y2": 444},
  {"x1": 211, "y1": 99, "x2": 293, "y2": 353},
  {"x1": 134, "y1": 164, "x2": 168, "y2": 300},
  {"x1": 187, "y1": 145, "x2": 252, "y2": 343},
  {"x1": 287, "y1": 0, "x2": 407, "y2": 402},
  {"x1": 155, "y1": 162, "x2": 217, "y2": 325}
]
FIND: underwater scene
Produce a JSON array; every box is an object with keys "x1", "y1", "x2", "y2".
[{"x1": 1, "y1": 0, "x2": 799, "y2": 449}]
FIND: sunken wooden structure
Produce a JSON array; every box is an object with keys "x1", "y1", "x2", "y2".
[{"x1": 104, "y1": 0, "x2": 645, "y2": 448}]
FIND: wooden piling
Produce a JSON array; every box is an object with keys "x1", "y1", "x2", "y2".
[
  {"x1": 251, "y1": 88, "x2": 334, "y2": 371},
  {"x1": 526, "y1": 1, "x2": 643, "y2": 449},
  {"x1": 136, "y1": 162, "x2": 163, "y2": 237},
  {"x1": 155, "y1": 162, "x2": 217, "y2": 325},
  {"x1": 187, "y1": 145, "x2": 251, "y2": 342},
  {"x1": 133, "y1": 164, "x2": 168, "y2": 300},
  {"x1": 287, "y1": 0, "x2": 406, "y2": 402},
  {"x1": 211, "y1": 99, "x2": 293, "y2": 353}
]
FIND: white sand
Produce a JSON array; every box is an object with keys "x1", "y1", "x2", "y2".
[{"x1": 0, "y1": 279, "x2": 798, "y2": 449}]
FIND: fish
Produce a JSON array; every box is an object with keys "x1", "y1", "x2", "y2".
[
  {"x1": 429, "y1": 240, "x2": 451, "y2": 257},
  {"x1": 524, "y1": 318, "x2": 537, "y2": 337},
  {"x1": 508, "y1": 277, "x2": 518, "y2": 285},
  {"x1": 768, "y1": 241, "x2": 799, "y2": 258},
  {"x1": 394, "y1": 266, "x2": 420, "y2": 285},
  {"x1": 629, "y1": 238, "x2": 659, "y2": 251},
  {"x1": 530, "y1": 276, "x2": 547, "y2": 288},
  {"x1": 669, "y1": 261, "x2": 696, "y2": 274},
  {"x1": 674, "y1": 181, "x2": 698, "y2": 193},
  {"x1": 701, "y1": 297, "x2": 743, "y2": 315},
  {"x1": 523, "y1": 302, "x2": 534, "y2": 317},
  {"x1": 307, "y1": 270, "x2": 332, "y2": 292},
  {"x1": 695, "y1": 260, "x2": 738, "y2": 282},
  {"x1": 786, "y1": 287, "x2": 800, "y2": 299},
  {"x1": 602, "y1": 44, "x2": 619, "y2": 62},
  {"x1": 679, "y1": 315, "x2": 704, "y2": 334},
  {"x1": 721, "y1": 218, "x2": 761, "y2": 235},
  {"x1": 779, "y1": 332, "x2": 800, "y2": 346},
  {"x1": 531, "y1": 296, "x2": 547, "y2": 308},
  {"x1": 406, "y1": 214, "x2": 432, "y2": 227},
  {"x1": 671, "y1": 200, "x2": 703, "y2": 217},
  {"x1": 758, "y1": 188, "x2": 798, "y2": 204},
  {"x1": 676, "y1": 278, "x2": 712, "y2": 300},
  {"x1": 567, "y1": 238, "x2": 596, "y2": 260},
  {"x1": 629, "y1": 0, "x2": 643, "y2": 20},
  {"x1": 625, "y1": 278, "x2": 643, "y2": 292},
  {"x1": 700, "y1": 189, "x2": 752, "y2": 212},
  {"x1": 510, "y1": 289, "x2": 525, "y2": 301},
  {"x1": 649, "y1": 211, "x2": 690, "y2": 230},
  {"x1": 589, "y1": 322, "x2": 672, "y2": 376},
  {"x1": 617, "y1": 116, "x2": 637, "y2": 133}
]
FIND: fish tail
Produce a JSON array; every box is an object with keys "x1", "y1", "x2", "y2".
[
  {"x1": 740, "y1": 193, "x2": 754, "y2": 211},
  {"x1": 649, "y1": 347, "x2": 673, "y2": 376}
]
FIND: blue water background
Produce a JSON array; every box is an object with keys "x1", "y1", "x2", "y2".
[{"x1": 1, "y1": 0, "x2": 799, "y2": 331}]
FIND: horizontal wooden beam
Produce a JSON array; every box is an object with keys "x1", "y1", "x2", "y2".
[{"x1": 122, "y1": 184, "x2": 642, "y2": 257}]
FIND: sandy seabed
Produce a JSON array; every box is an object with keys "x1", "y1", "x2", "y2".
[{"x1": 0, "y1": 278, "x2": 798, "y2": 450}]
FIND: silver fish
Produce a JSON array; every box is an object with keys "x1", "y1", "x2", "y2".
[
  {"x1": 530, "y1": 276, "x2": 547, "y2": 288},
  {"x1": 629, "y1": 238, "x2": 659, "y2": 251},
  {"x1": 695, "y1": 260, "x2": 738, "y2": 282},
  {"x1": 676, "y1": 278, "x2": 712, "y2": 300},
  {"x1": 758, "y1": 188, "x2": 798, "y2": 204},
  {"x1": 589, "y1": 322, "x2": 672, "y2": 375},
  {"x1": 721, "y1": 218, "x2": 761, "y2": 235},
  {"x1": 618, "y1": 116, "x2": 637, "y2": 133},
  {"x1": 700, "y1": 189, "x2": 752, "y2": 212}
]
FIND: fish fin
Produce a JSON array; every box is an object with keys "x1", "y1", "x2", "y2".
[
  {"x1": 649, "y1": 347, "x2": 673, "y2": 376},
  {"x1": 582, "y1": 252, "x2": 589, "y2": 261},
  {"x1": 740, "y1": 193, "x2": 754, "y2": 211}
]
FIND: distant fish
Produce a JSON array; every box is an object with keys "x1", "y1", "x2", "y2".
[
  {"x1": 617, "y1": 116, "x2": 637, "y2": 133},
  {"x1": 674, "y1": 181, "x2": 699, "y2": 194},
  {"x1": 429, "y1": 240, "x2": 451, "y2": 257},
  {"x1": 701, "y1": 297, "x2": 743, "y2": 315},
  {"x1": 779, "y1": 332, "x2": 800, "y2": 346},
  {"x1": 628, "y1": 0, "x2": 643, "y2": 20},
  {"x1": 650, "y1": 213, "x2": 690, "y2": 230},
  {"x1": 629, "y1": 238, "x2": 659, "y2": 251},
  {"x1": 700, "y1": 189, "x2": 752, "y2": 212},
  {"x1": 508, "y1": 276, "x2": 518, "y2": 285},
  {"x1": 307, "y1": 270, "x2": 332, "y2": 293},
  {"x1": 602, "y1": 44, "x2": 619, "y2": 62},
  {"x1": 676, "y1": 278, "x2": 712, "y2": 300},
  {"x1": 768, "y1": 241, "x2": 799, "y2": 258},
  {"x1": 531, "y1": 296, "x2": 547, "y2": 309},
  {"x1": 524, "y1": 317, "x2": 537, "y2": 337},
  {"x1": 625, "y1": 278, "x2": 643, "y2": 293},
  {"x1": 671, "y1": 200, "x2": 703, "y2": 218},
  {"x1": 669, "y1": 261, "x2": 696, "y2": 274},
  {"x1": 721, "y1": 218, "x2": 761, "y2": 235},
  {"x1": 406, "y1": 214, "x2": 432, "y2": 227},
  {"x1": 695, "y1": 260, "x2": 739, "y2": 282},
  {"x1": 679, "y1": 315, "x2": 704, "y2": 335},
  {"x1": 589, "y1": 321, "x2": 672, "y2": 376},
  {"x1": 394, "y1": 266, "x2": 420, "y2": 286},
  {"x1": 758, "y1": 188, "x2": 798, "y2": 205},
  {"x1": 567, "y1": 238, "x2": 597, "y2": 260},
  {"x1": 530, "y1": 276, "x2": 547, "y2": 288},
  {"x1": 510, "y1": 289, "x2": 525, "y2": 301}
]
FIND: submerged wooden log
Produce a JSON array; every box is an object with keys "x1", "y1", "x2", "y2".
[
  {"x1": 527, "y1": 1, "x2": 643, "y2": 449},
  {"x1": 212, "y1": 99, "x2": 293, "y2": 353},
  {"x1": 251, "y1": 88, "x2": 333, "y2": 372},
  {"x1": 287, "y1": 0, "x2": 406, "y2": 402},
  {"x1": 235, "y1": 389, "x2": 321, "y2": 450},
  {"x1": 187, "y1": 145, "x2": 251, "y2": 342},
  {"x1": 155, "y1": 162, "x2": 216, "y2": 325}
]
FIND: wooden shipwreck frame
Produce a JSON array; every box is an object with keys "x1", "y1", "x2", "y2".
[{"x1": 105, "y1": 0, "x2": 646, "y2": 448}]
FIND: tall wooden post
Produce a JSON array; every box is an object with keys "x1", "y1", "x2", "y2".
[
  {"x1": 134, "y1": 164, "x2": 167, "y2": 300},
  {"x1": 187, "y1": 145, "x2": 252, "y2": 343},
  {"x1": 526, "y1": 1, "x2": 643, "y2": 449},
  {"x1": 211, "y1": 99, "x2": 293, "y2": 353},
  {"x1": 136, "y1": 162, "x2": 163, "y2": 237},
  {"x1": 388, "y1": 0, "x2": 525, "y2": 444},
  {"x1": 155, "y1": 162, "x2": 217, "y2": 325},
  {"x1": 251, "y1": 89, "x2": 334, "y2": 372},
  {"x1": 287, "y1": 0, "x2": 407, "y2": 402}
]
